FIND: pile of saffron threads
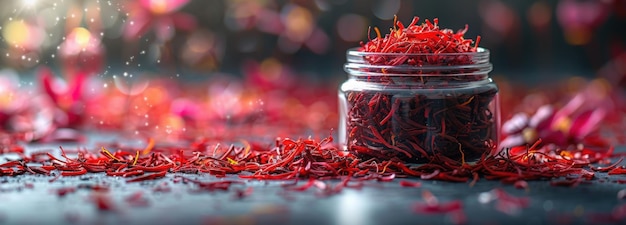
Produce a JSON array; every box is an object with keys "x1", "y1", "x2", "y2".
[{"x1": 345, "y1": 17, "x2": 496, "y2": 163}]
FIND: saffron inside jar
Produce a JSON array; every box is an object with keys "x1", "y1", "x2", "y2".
[{"x1": 339, "y1": 17, "x2": 500, "y2": 163}]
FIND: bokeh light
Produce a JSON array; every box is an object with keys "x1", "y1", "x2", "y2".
[
  {"x1": 527, "y1": 1, "x2": 551, "y2": 31},
  {"x1": 372, "y1": 0, "x2": 400, "y2": 20},
  {"x1": 0, "y1": 0, "x2": 622, "y2": 140},
  {"x1": 556, "y1": 0, "x2": 609, "y2": 45},
  {"x1": 337, "y1": 14, "x2": 367, "y2": 42},
  {"x1": 2, "y1": 20, "x2": 45, "y2": 50}
]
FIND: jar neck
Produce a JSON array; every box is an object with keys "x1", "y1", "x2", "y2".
[{"x1": 344, "y1": 47, "x2": 493, "y2": 87}]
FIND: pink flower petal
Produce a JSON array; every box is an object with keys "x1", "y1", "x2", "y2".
[
  {"x1": 569, "y1": 109, "x2": 606, "y2": 140},
  {"x1": 70, "y1": 72, "x2": 87, "y2": 102},
  {"x1": 554, "y1": 94, "x2": 584, "y2": 122},
  {"x1": 502, "y1": 113, "x2": 529, "y2": 134},
  {"x1": 538, "y1": 130, "x2": 568, "y2": 146},
  {"x1": 171, "y1": 98, "x2": 201, "y2": 120},
  {"x1": 530, "y1": 105, "x2": 554, "y2": 129}
]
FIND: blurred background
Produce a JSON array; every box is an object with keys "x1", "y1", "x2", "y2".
[
  {"x1": 0, "y1": 0, "x2": 625, "y2": 141},
  {"x1": 2, "y1": 0, "x2": 625, "y2": 81}
]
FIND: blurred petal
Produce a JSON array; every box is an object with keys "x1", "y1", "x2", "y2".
[
  {"x1": 554, "y1": 94, "x2": 584, "y2": 121},
  {"x1": 530, "y1": 105, "x2": 554, "y2": 129},
  {"x1": 569, "y1": 109, "x2": 606, "y2": 140},
  {"x1": 70, "y1": 72, "x2": 87, "y2": 102},
  {"x1": 171, "y1": 98, "x2": 201, "y2": 120},
  {"x1": 500, "y1": 135, "x2": 525, "y2": 148},
  {"x1": 39, "y1": 67, "x2": 59, "y2": 104},
  {"x1": 538, "y1": 130, "x2": 568, "y2": 147},
  {"x1": 502, "y1": 113, "x2": 529, "y2": 134},
  {"x1": 140, "y1": 0, "x2": 190, "y2": 13},
  {"x1": 556, "y1": 0, "x2": 609, "y2": 30},
  {"x1": 0, "y1": 112, "x2": 8, "y2": 125},
  {"x1": 40, "y1": 128, "x2": 85, "y2": 143},
  {"x1": 171, "y1": 13, "x2": 197, "y2": 31}
]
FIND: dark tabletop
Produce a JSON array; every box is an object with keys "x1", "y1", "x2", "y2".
[{"x1": 1, "y1": 137, "x2": 624, "y2": 225}]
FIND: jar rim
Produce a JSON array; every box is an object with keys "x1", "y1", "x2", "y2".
[
  {"x1": 346, "y1": 47, "x2": 489, "y2": 57},
  {"x1": 344, "y1": 47, "x2": 492, "y2": 76}
]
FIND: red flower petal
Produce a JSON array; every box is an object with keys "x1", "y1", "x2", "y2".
[
  {"x1": 39, "y1": 67, "x2": 59, "y2": 104},
  {"x1": 569, "y1": 109, "x2": 606, "y2": 140}
]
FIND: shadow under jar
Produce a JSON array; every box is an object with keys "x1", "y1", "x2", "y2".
[{"x1": 339, "y1": 48, "x2": 500, "y2": 163}]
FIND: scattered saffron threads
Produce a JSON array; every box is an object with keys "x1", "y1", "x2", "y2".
[
  {"x1": 55, "y1": 187, "x2": 78, "y2": 197},
  {"x1": 284, "y1": 178, "x2": 317, "y2": 192},
  {"x1": 377, "y1": 173, "x2": 396, "y2": 182},
  {"x1": 132, "y1": 151, "x2": 140, "y2": 166},
  {"x1": 513, "y1": 180, "x2": 528, "y2": 190},
  {"x1": 142, "y1": 138, "x2": 155, "y2": 155},
  {"x1": 399, "y1": 180, "x2": 422, "y2": 188},
  {"x1": 608, "y1": 167, "x2": 626, "y2": 175},
  {"x1": 49, "y1": 174, "x2": 62, "y2": 183},
  {"x1": 100, "y1": 147, "x2": 121, "y2": 161},
  {"x1": 176, "y1": 176, "x2": 245, "y2": 192},
  {"x1": 126, "y1": 171, "x2": 167, "y2": 183},
  {"x1": 592, "y1": 158, "x2": 623, "y2": 172},
  {"x1": 0, "y1": 144, "x2": 24, "y2": 154},
  {"x1": 0, "y1": 131, "x2": 621, "y2": 194},
  {"x1": 421, "y1": 170, "x2": 441, "y2": 180},
  {"x1": 413, "y1": 190, "x2": 466, "y2": 225},
  {"x1": 79, "y1": 184, "x2": 110, "y2": 192},
  {"x1": 61, "y1": 168, "x2": 87, "y2": 176}
]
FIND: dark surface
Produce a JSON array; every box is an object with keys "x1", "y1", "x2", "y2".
[{"x1": 1, "y1": 139, "x2": 625, "y2": 225}]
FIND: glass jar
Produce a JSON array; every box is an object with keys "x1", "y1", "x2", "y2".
[{"x1": 338, "y1": 48, "x2": 500, "y2": 163}]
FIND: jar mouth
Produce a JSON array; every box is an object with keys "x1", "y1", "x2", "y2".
[
  {"x1": 346, "y1": 47, "x2": 490, "y2": 58},
  {"x1": 344, "y1": 47, "x2": 492, "y2": 77}
]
